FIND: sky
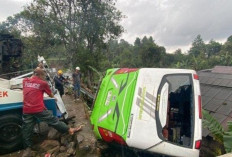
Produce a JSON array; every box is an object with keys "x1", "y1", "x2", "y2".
[
  {"x1": 0, "y1": 0, "x2": 31, "y2": 21},
  {"x1": 1, "y1": 0, "x2": 232, "y2": 53}
]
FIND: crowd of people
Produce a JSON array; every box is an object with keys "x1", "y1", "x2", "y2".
[{"x1": 22, "y1": 64, "x2": 82, "y2": 157}]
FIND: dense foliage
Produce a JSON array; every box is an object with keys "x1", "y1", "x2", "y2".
[
  {"x1": 1, "y1": 0, "x2": 232, "y2": 87},
  {"x1": 203, "y1": 109, "x2": 232, "y2": 154}
]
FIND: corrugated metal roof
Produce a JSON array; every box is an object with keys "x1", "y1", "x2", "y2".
[
  {"x1": 211, "y1": 112, "x2": 227, "y2": 123},
  {"x1": 203, "y1": 86, "x2": 221, "y2": 98},
  {"x1": 212, "y1": 66, "x2": 232, "y2": 74},
  {"x1": 215, "y1": 88, "x2": 232, "y2": 100},
  {"x1": 202, "y1": 128, "x2": 210, "y2": 137},
  {"x1": 204, "y1": 99, "x2": 224, "y2": 112},
  {"x1": 219, "y1": 79, "x2": 231, "y2": 86},
  {"x1": 200, "y1": 85, "x2": 209, "y2": 96},
  {"x1": 199, "y1": 67, "x2": 232, "y2": 137},
  {"x1": 198, "y1": 72, "x2": 232, "y2": 87},
  {"x1": 201, "y1": 96, "x2": 211, "y2": 107},
  {"x1": 217, "y1": 100, "x2": 232, "y2": 116},
  {"x1": 226, "y1": 94, "x2": 232, "y2": 101}
]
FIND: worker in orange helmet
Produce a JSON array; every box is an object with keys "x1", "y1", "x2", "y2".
[{"x1": 53, "y1": 70, "x2": 66, "y2": 97}]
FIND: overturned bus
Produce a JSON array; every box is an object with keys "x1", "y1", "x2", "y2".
[{"x1": 91, "y1": 68, "x2": 202, "y2": 157}]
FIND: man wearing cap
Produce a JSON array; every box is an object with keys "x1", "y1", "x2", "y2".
[
  {"x1": 54, "y1": 70, "x2": 66, "y2": 97},
  {"x1": 22, "y1": 67, "x2": 81, "y2": 157},
  {"x1": 72, "y1": 67, "x2": 81, "y2": 100}
]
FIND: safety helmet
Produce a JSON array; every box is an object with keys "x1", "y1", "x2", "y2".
[
  {"x1": 76, "y1": 67, "x2": 80, "y2": 70},
  {"x1": 58, "y1": 70, "x2": 63, "y2": 74}
]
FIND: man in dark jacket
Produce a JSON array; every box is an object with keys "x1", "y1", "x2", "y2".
[{"x1": 54, "y1": 69, "x2": 66, "y2": 97}]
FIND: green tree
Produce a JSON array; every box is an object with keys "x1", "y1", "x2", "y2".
[
  {"x1": 136, "y1": 36, "x2": 166, "y2": 67},
  {"x1": 188, "y1": 35, "x2": 206, "y2": 57},
  {"x1": 106, "y1": 39, "x2": 119, "y2": 63},
  {"x1": 227, "y1": 35, "x2": 232, "y2": 42},
  {"x1": 206, "y1": 40, "x2": 222, "y2": 58},
  {"x1": 165, "y1": 49, "x2": 188, "y2": 68},
  {"x1": 0, "y1": 0, "x2": 124, "y2": 88},
  {"x1": 190, "y1": 55, "x2": 208, "y2": 70},
  {"x1": 218, "y1": 35, "x2": 232, "y2": 66},
  {"x1": 0, "y1": 15, "x2": 23, "y2": 37},
  {"x1": 134, "y1": 37, "x2": 141, "y2": 47},
  {"x1": 21, "y1": 0, "x2": 123, "y2": 65},
  {"x1": 113, "y1": 39, "x2": 134, "y2": 67}
]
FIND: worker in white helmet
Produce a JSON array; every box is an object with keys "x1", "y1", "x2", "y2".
[{"x1": 72, "y1": 67, "x2": 82, "y2": 100}]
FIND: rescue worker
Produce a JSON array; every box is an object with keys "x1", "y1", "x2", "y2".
[
  {"x1": 54, "y1": 70, "x2": 66, "y2": 97},
  {"x1": 22, "y1": 67, "x2": 82, "y2": 157},
  {"x1": 72, "y1": 67, "x2": 81, "y2": 100}
]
